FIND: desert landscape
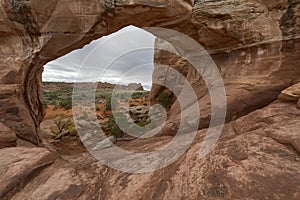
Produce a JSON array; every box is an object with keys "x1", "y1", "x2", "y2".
[
  {"x1": 0, "y1": 0, "x2": 300, "y2": 199},
  {"x1": 41, "y1": 81, "x2": 152, "y2": 154}
]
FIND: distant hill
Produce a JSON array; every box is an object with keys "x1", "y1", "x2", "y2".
[{"x1": 42, "y1": 81, "x2": 144, "y2": 92}]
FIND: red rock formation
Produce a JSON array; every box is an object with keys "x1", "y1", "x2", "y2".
[
  {"x1": 0, "y1": 0, "x2": 299, "y2": 199},
  {"x1": 149, "y1": 0, "x2": 300, "y2": 135},
  {"x1": 0, "y1": 0, "x2": 194, "y2": 145}
]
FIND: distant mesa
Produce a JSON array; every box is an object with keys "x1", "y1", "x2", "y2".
[{"x1": 118, "y1": 83, "x2": 144, "y2": 91}]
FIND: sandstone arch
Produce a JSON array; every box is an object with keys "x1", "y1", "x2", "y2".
[
  {"x1": 0, "y1": 0, "x2": 299, "y2": 146},
  {"x1": 0, "y1": 0, "x2": 195, "y2": 145}
]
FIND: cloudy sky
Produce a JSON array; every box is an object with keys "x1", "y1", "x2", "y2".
[{"x1": 43, "y1": 26, "x2": 156, "y2": 90}]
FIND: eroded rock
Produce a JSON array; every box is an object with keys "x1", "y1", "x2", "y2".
[
  {"x1": 0, "y1": 0, "x2": 299, "y2": 144},
  {"x1": 0, "y1": 147, "x2": 57, "y2": 199},
  {"x1": 87, "y1": 100, "x2": 300, "y2": 199},
  {"x1": 279, "y1": 82, "x2": 300, "y2": 102},
  {"x1": 0, "y1": 122, "x2": 17, "y2": 149},
  {"x1": 10, "y1": 156, "x2": 102, "y2": 200}
]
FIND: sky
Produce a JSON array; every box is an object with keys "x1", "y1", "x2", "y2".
[{"x1": 42, "y1": 26, "x2": 156, "y2": 90}]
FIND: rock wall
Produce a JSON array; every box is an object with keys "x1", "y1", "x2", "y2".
[{"x1": 149, "y1": 0, "x2": 300, "y2": 135}]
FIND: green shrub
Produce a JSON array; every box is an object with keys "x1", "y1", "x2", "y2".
[
  {"x1": 107, "y1": 112, "x2": 128, "y2": 137},
  {"x1": 131, "y1": 91, "x2": 149, "y2": 98},
  {"x1": 42, "y1": 99, "x2": 48, "y2": 109},
  {"x1": 136, "y1": 121, "x2": 146, "y2": 127},
  {"x1": 48, "y1": 92, "x2": 59, "y2": 100},
  {"x1": 59, "y1": 96, "x2": 72, "y2": 110},
  {"x1": 79, "y1": 111, "x2": 88, "y2": 120},
  {"x1": 100, "y1": 94, "x2": 107, "y2": 99},
  {"x1": 105, "y1": 96, "x2": 116, "y2": 111},
  {"x1": 158, "y1": 91, "x2": 171, "y2": 108},
  {"x1": 105, "y1": 96, "x2": 112, "y2": 110},
  {"x1": 66, "y1": 124, "x2": 76, "y2": 132}
]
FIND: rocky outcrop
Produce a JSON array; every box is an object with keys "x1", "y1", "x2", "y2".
[
  {"x1": 96, "y1": 100, "x2": 300, "y2": 200},
  {"x1": 0, "y1": 147, "x2": 57, "y2": 200},
  {"x1": 129, "y1": 106, "x2": 150, "y2": 124},
  {"x1": 149, "y1": 0, "x2": 300, "y2": 135},
  {"x1": 9, "y1": 154, "x2": 104, "y2": 200},
  {"x1": 1, "y1": 94, "x2": 299, "y2": 199},
  {"x1": 192, "y1": 0, "x2": 283, "y2": 51}
]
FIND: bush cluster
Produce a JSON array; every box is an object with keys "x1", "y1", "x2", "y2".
[
  {"x1": 157, "y1": 91, "x2": 171, "y2": 108},
  {"x1": 107, "y1": 112, "x2": 128, "y2": 137}
]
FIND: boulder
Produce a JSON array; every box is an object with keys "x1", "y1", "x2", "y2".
[{"x1": 278, "y1": 82, "x2": 300, "y2": 102}]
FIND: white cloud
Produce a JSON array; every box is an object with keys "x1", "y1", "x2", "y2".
[{"x1": 43, "y1": 26, "x2": 156, "y2": 89}]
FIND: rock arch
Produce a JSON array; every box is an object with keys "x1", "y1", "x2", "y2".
[
  {"x1": 0, "y1": 0, "x2": 299, "y2": 146},
  {"x1": 0, "y1": 0, "x2": 195, "y2": 145}
]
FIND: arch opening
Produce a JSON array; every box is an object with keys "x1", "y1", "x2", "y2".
[{"x1": 40, "y1": 25, "x2": 164, "y2": 152}]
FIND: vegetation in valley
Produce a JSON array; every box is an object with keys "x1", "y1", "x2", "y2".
[
  {"x1": 42, "y1": 82, "x2": 149, "y2": 110},
  {"x1": 42, "y1": 82, "x2": 150, "y2": 141},
  {"x1": 41, "y1": 82, "x2": 174, "y2": 155}
]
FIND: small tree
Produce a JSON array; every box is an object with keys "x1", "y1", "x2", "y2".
[{"x1": 50, "y1": 114, "x2": 72, "y2": 135}]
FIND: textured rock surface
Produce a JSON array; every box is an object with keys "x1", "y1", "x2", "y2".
[
  {"x1": 10, "y1": 154, "x2": 102, "y2": 200},
  {"x1": 279, "y1": 82, "x2": 300, "y2": 102},
  {"x1": 0, "y1": 147, "x2": 56, "y2": 200},
  {"x1": 0, "y1": 122, "x2": 17, "y2": 149},
  {"x1": 192, "y1": 0, "x2": 283, "y2": 51},
  {"x1": 0, "y1": 0, "x2": 299, "y2": 199},
  {"x1": 149, "y1": 0, "x2": 300, "y2": 135},
  {"x1": 1, "y1": 98, "x2": 299, "y2": 199},
  {"x1": 97, "y1": 101, "x2": 300, "y2": 200},
  {"x1": 0, "y1": 0, "x2": 195, "y2": 145},
  {"x1": 0, "y1": 0, "x2": 299, "y2": 143}
]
